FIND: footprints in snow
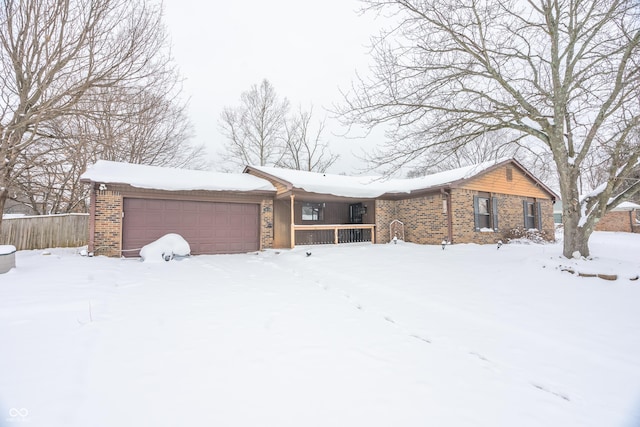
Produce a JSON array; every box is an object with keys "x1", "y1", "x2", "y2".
[
  {"x1": 469, "y1": 351, "x2": 490, "y2": 362},
  {"x1": 411, "y1": 334, "x2": 432, "y2": 344},
  {"x1": 316, "y1": 278, "x2": 434, "y2": 345},
  {"x1": 314, "y1": 277, "x2": 571, "y2": 404},
  {"x1": 532, "y1": 383, "x2": 571, "y2": 402}
]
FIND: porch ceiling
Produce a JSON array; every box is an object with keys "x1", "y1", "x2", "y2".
[{"x1": 290, "y1": 189, "x2": 377, "y2": 203}]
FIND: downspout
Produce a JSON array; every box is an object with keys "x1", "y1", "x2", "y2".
[
  {"x1": 290, "y1": 194, "x2": 295, "y2": 248},
  {"x1": 88, "y1": 183, "x2": 96, "y2": 254},
  {"x1": 444, "y1": 188, "x2": 453, "y2": 244}
]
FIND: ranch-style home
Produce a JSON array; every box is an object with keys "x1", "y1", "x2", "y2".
[{"x1": 80, "y1": 158, "x2": 557, "y2": 257}]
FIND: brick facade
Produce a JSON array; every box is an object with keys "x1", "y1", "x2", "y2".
[
  {"x1": 374, "y1": 189, "x2": 555, "y2": 246},
  {"x1": 595, "y1": 210, "x2": 635, "y2": 232},
  {"x1": 396, "y1": 194, "x2": 449, "y2": 244},
  {"x1": 374, "y1": 199, "x2": 397, "y2": 243},
  {"x1": 260, "y1": 199, "x2": 274, "y2": 250},
  {"x1": 93, "y1": 190, "x2": 123, "y2": 257}
]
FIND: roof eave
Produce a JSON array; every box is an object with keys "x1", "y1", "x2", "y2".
[{"x1": 244, "y1": 165, "x2": 294, "y2": 192}]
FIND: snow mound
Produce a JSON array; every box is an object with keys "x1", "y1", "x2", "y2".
[{"x1": 140, "y1": 234, "x2": 190, "y2": 262}]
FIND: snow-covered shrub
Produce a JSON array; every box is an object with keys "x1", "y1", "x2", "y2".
[
  {"x1": 504, "y1": 227, "x2": 553, "y2": 244},
  {"x1": 140, "y1": 234, "x2": 191, "y2": 262}
]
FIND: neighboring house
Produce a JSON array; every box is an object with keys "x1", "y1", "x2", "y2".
[
  {"x1": 555, "y1": 199, "x2": 640, "y2": 233},
  {"x1": 594, "y1": 202, "x2": 640, "y2": 233},
  {"x1": 81, "y1": 158, "x2": 557, "y2": 257},
  {"x1": 553, "y1": 200, "x2": 564, "y2": 224}
]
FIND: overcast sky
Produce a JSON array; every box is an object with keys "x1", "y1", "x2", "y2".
[{"x1": 161, "y1": 0, "x2": 385, "y2": 173}]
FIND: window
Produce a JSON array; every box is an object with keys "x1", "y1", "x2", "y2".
[
  {"x1": 523, "y1": 199, "x2": 542, "y2": 229},
  {"x1": 302, "y1": 204, "x2": 323, "y2": 221},
  {"x1": 477, "y1": 197, "x2": 491, "y2": 228},
  {"x1": 474, "y1": 193, "x2": 499, "y2": 231}
]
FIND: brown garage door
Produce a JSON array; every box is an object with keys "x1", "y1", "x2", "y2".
[{"x1": 122, "y1": 198, "x2": 260, "y2": 257}]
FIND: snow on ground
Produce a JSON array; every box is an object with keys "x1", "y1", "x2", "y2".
[{"x1": 1, "y1": 232, "x2": 640, "y2": 427}]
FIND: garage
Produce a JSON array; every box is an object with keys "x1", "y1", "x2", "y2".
[{"x1": 122, "y1": 198, "x2": 260, "y2": 256}]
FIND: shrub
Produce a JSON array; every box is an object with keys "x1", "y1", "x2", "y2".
[{"x1": 504, "y1": 227, "x2": 553, "y2": 244}]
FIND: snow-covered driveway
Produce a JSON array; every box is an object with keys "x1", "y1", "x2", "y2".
[{"x1": 1, "y1": 232, "x2": 639, "y2": 426}]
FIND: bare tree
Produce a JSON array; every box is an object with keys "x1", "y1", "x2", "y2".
[
  {"x1": 219, "y1": 81, "x2": 340, "y2": 172},
  {"x1": 341, "y1": 0, "x2": 640, "y2": 257},
  {"x1": 405, "y1": 130, "x2": 520, "y2": 177},
  {"x1": 219, "y1": 79, "x2": 289, "y2": 168},
  {"x1": 0, "y1": 0, "x2": 174, "y2": 227},
  {"x1": 11, "y1": 127, "x2": 92, "y2": 215},
  {"x1": 279, "y1": 107, "x2": 339, "y2": 172},
  {"x1": 89, "y1": 85, "x2": 205, "y2": 168},
  {"x1": 9, "y1": 82, "x2": 205, "y2": 215}
]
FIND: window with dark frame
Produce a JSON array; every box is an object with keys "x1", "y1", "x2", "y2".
[
  {"x1": 473, "y1": 193, "x2": 499, "y2": 231},
  {"x1": 523, "y1": 198, "x2": 542, "y2": 229},
  {"x1": 302, "y1": 204, "x2": 322, "y2": 221},
  {"x1": 477, "y1": 196, "x2": 491, "y2": 229}
]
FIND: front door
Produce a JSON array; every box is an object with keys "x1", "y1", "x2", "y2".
[{"x1": 349, "y1": 203, "x2": 364, "y2": 224}]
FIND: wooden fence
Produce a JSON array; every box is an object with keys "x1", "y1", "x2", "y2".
[{"x1": 1, "y1": 213, "x2": 89, "y2": 251}]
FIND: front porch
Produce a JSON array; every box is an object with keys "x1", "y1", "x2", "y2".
[
  {"x1": 294, "y1": 223, "x2": 376, "y2": 245},
  {"x1": 272, "y1": 196, "x2": 377, "y2": 248}
]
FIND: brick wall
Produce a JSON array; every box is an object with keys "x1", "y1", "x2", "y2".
[
  {"x1": 396, "y1": 194, "x2": 449, "y2": 245},
  {"x1": 374, "y1": 199, "x2": 397, "y2": 243},
  {"x1": 450, "y1": 189, "x2": 508, "y2": 244},
  {"x1": 450, "y1": 189, "x2": 483, "y2": 243},
  {"x1": 93, "y1": 190, "x2": 122, "y2": 257},
  {"x1": 451, "y1": 189, "x2": 554, "y2": 243},
  {"x1": 260, "y1": 199, "x2": 274, "y2": 249},
  {"x1": 595, "y1": 210, "x2": 634, "y2": 232},
  {"x1": 374, "y1": 189, "x2": 555, "y2": 246}
]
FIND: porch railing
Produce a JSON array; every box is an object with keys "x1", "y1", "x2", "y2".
[{"x1": 293, "y1": 224, "x2": 375, "y2": 245}]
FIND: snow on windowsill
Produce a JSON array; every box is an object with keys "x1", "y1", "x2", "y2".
[{"x1": 479, "y1": 228, "x2": 496, "y2": 233}]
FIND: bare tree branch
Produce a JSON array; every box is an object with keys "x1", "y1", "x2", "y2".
[
  {"x1": 0, "y1": 0, "x2": 186, "y2": 224},
  {"x1": 218, "y1": 79, "x2": 289, "y2": 168},
  {"x1": 278, "y1": 106, "x2": 339, "y2": 172},
  {"x1": 340, "y1": 0, "x2": 640, "y2": 257}
]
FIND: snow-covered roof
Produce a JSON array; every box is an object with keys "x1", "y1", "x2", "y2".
[
  {"x1": 385, "y1": 159, "x2": 513, "y2": 194},
  {"x1": 612, "y1": 201, "x2": 640, "y2": 211},
  {"x1": 81, "y1": 160, "x2": 276, "y2": 193},
  {"x1": 82, "y1": 158, "x2": 550, "y2": 199},
  {"x1": 247, "y1": 159, "x2": 514, "y2": 198},
  {"x1": 246, "y1": 165, "x2": 389, "y2": 198}
]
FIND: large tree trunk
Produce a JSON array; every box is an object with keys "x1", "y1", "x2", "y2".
[
  {"x1": 0, "y1": 180, "x2": 7, "y2": 231},
  {"x1": 558, "y1": 163, "x2": 595, "y2": 258},
  {"x1": 562, "y1": 210, "x2": 594, "y2": 258}
]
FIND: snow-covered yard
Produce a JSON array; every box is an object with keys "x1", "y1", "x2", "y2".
[{"x1": 1, "y1": 232, "x2": 640, "y2": 426}]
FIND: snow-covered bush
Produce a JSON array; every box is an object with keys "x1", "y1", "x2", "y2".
[
  {"x1": 504, "y1": 227, "x2": 553, "y2": 244},
  {"x1": 140, "y1": 234, "x2": 191, "y2": 262}
]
